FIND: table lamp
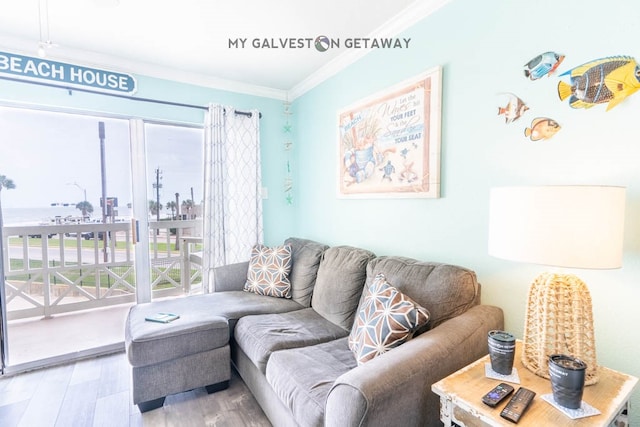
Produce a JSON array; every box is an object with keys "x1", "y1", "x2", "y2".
[{"x1": 488, "y1": 185, "x2": 626, "y2": 385}]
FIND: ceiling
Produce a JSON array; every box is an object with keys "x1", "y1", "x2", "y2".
[{"x1": 0, "y1": 0, "x2": 450, "y2": 99}]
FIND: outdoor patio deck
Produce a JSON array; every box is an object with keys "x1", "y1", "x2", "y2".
[
  {"x1": 2, "y1": 220, "x2": 203, "y2": 372},
  {"x1": 7, "y1": 303, "x2": 131, "y2": 370}
]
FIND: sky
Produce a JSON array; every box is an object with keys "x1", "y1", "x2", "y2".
[{"x1": 0, "y1": 106, "x2": 203, "y2": 215}]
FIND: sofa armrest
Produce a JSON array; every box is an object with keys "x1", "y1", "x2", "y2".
[
  {"x1": 325, "y1": 304, "x2": 504, "y2": 427},
  {"x1": 213, "y1": 261, "x2": 249, "y2": 292}
]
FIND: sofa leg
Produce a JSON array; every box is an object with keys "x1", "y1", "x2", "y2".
[
  {"x1": 137, "y1": 396, "x2": 165, "y2": 413},
  {"x1": 205, "y1": 380, "x2": 229, "y2": 394}
]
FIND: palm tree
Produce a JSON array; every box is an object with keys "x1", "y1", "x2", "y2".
[
  {"x1": 0, "y1": 175, "x2": 16, "y2": 226},
  {"x1": 181, "y1": 199, "x2": 194, "y2": 219},
  {"x1": 76, "y1": 200, "x2": 94, "y2": 218},
  {"x1": 166, "y1": 201, "x2": 177, "y2": 219},
  {"x1": 0, "y1": 175, "x2": 15, "y2": 194},
  {"x1": 148, "y1": 200, "x2": 162, "y2": 217}
]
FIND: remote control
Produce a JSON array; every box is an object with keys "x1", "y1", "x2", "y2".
[
  {"x1": 482, "y1": 382, "x2": 515, "y2": 407},
  {"x1": 500, "y1": 387, "x2": 536, "y2": 423}
]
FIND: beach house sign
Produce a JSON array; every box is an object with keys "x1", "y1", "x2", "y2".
[{"x1": 0, "y1": 50, "x2": 137, "y2": 95}]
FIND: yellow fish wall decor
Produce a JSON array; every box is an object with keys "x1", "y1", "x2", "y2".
[
  {"x1": 557, "y1": 56, "x2": 640, "y2": 111},
  {"x1": 524, "y1": 117, "x2": 561, "y2": 141}
]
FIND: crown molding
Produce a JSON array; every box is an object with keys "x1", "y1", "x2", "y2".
[{"x1": 287, "y1": 0, "x2": 452, "y2": 101}]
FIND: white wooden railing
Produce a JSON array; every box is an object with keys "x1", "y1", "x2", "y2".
[{"x1": 2, "y1": 220, "x2": 202, "y2": 320}]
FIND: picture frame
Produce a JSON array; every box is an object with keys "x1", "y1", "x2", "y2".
[{"x1": 337, "y1": 66, "x2": 442, "y2": 198}]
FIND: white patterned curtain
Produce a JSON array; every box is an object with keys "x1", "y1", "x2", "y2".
[{"x1": 202, "y1": 104, "x2": 263, "y2": 292}]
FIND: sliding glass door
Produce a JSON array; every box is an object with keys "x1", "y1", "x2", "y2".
[
  {"x1": 143, "y1": 122, "x2": 204, "y2": 299},
  {"x1": 0, "y1": 106, "x2": 134, "y2": 368},
  {"x1": 129, "y1": 120, "x2": 204, "y2": 303},
  {"x1": 0, "y1": 106, "x2": 203, "y2": 371}
]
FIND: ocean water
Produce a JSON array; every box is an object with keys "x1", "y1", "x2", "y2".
[{"x1": 1, "y1": 206, "x2": 132, "y2": 226}]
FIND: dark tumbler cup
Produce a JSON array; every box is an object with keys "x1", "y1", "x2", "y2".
[
  {"x1": 549, "y1": 354, "x2": 587, "y2": 409},
  {"x1": 487, "y1": 330, "x2": 516, "y2": 375}
]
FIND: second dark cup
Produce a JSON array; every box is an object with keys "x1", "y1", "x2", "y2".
[
  {"x1": 549, "y1": 354, "x2": 587, "y2": 409},
  {"x1": 488, "y1": 330, "x2": 516, "y2": 375}
]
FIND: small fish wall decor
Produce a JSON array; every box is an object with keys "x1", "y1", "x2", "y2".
[
  {"x1": 524, "y1": 51, "x2": 565, "y2": 80},
  {"x1": 524, "y1": 117, "x2": 561, "y2": 141},
  {"x1": 557, "y1": 55, "x2": 640, "y2": 111},
  {"x1": 498, "y1": 93, "x2": 529, "y2": 124}
]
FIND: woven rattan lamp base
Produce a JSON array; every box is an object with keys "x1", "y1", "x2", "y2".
[{"x1": 521, "y1": 272, "x2": 599, "y2": 385}]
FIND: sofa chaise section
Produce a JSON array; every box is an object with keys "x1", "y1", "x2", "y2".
[
  {"x1": 125, "y1": 280, "x2": 304, "y2": 411},
  {"x1": 125, "y1": 300, "x2": 231, "y2": 412}
]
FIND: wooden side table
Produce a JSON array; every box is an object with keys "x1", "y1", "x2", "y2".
[{"x1": 432, "y1": 341, "x2": 638, "y2": 426}]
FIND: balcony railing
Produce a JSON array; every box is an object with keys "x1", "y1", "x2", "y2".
[{"x1": 2, "y1": 219, "x2": 203, "y2": 320}]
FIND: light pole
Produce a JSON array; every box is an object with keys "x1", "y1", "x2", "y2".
[
  {"x1": 99, "y1": 121, "x2": 109, "y2": 262},
  {"x1": 190, "y1": 186, "x2": 195, "y2": 219},
  {"x1": 153, "y1": 168, "x2": 162, "y2": 235},
  {"x1": 174, "y1": 192, "x2": 180, "y2": 250}
]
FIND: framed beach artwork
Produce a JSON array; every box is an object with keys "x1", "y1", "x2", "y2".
[{"x1": 338, "y1": 66, "x2": 442, "y2": 198}]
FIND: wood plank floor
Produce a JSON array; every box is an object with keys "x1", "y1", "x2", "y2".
[{"x1": 0, "y1": 352, "x2": 272, "y2": 427}]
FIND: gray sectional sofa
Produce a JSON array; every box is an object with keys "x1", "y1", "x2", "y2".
[{"x1": 125, "y1": 237, "x2": 504, "y2": 426}]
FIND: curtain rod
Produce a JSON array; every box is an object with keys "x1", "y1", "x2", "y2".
[{"x1": 0, "y1": 75, "x2": 262, "y2": 118}]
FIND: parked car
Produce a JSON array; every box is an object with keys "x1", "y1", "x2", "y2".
[
  {"x1": 23, "y1": 233, "x2": 56, "y2": 239},
  {"x1": 82, "y1": 231, "x2": 110, "y2": 240}
]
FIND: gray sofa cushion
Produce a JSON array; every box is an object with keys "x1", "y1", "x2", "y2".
[
  {"x1": 234, "y1": 308, "x2": 349, "y2": 373},
  {"x1": 198, "y1": 291, "x2": 303, "y2": 320},
  {"x1": 126, "y1": 303, "x2": 228, "y2": 367},
  {"x1": 365, "y1": 256, "x2": 479, "y2": 328},
  {"x1": 285, "y1": 237, "x2": 329, "y2": 307},
  {"x1": 266, "y1": 337, "x2": 356, "y2": 427},
  {"x1": 311, "y1": 246, "x2": 376, "y2": 330},
  {"x1": 213, "y1": 261, "x2": 250, "y2": 292}
]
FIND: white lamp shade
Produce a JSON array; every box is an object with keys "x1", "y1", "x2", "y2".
[{"x1": 488, "y1": 186, "x2": 625, "y2": 269}]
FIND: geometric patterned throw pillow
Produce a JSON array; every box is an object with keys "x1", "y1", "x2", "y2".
[
  {"x1": 348, "y1": 273, "x2": 430, "y2": 365},
  {"x1": 243, "y1": 244, "x2": 293, "y2": 298}
]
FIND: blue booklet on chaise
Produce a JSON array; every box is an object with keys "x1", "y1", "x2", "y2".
[{"x1": 145, "y1": 312, "x2": 180, "y2": 323}]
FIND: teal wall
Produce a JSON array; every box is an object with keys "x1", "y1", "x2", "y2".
[
  {"x1": 291, "y1": 0, "x2": 640, "y2": 420},
  {"x1": 0, "y1": 73, "x2": 294, "y2": 243}
]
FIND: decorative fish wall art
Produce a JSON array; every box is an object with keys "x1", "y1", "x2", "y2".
[
  {"x1": 496, "y1": 51, "x2": 640, "y2": 145},
  {"x1": 498, "y1": 93, "x2": 529, "y2": 123},
  {"x1": 557, "y1": 55, "x2": 640, "y2": 111},
  {"x1": 524, "y1": 51, "x2": 565, "y2": 80},
  {"x1": 524, "y1": 117, "x2": 561, "y2": 141}
]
